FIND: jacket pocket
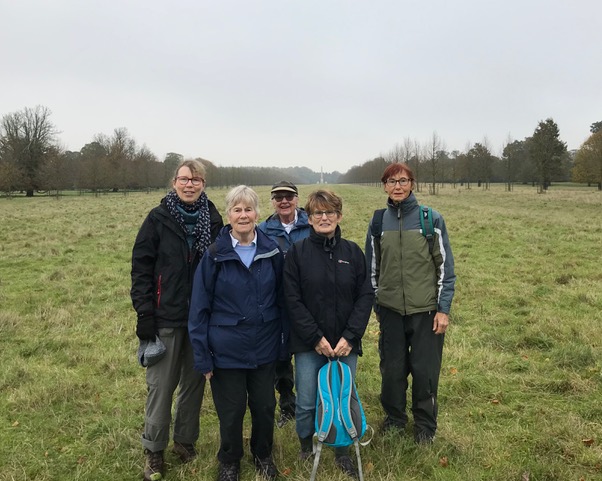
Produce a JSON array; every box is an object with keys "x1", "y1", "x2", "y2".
[{"x1": 209, "y1": 314, "x2": 243, "y2": 326}]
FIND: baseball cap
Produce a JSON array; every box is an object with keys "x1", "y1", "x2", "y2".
[{"x1": 270, "y1": 181, "x2": 298, "y2": 195}]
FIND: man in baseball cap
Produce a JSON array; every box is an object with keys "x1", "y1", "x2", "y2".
[{"x1": 259, "y1": 181, "x2": 310, "y2": 427}]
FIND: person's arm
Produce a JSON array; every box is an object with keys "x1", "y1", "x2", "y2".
[
  {"x1": 433, "y1": 213, "x2": 456, "y2": 335},
  {"x1": 130, "y1": 214, "x2": 159, "y2": 340},
  {"x1": 434, "y1": 214, "x2": 456, "y2": 315},
  {"x1": 188, "y1": 251, "x2": 217, "y2": 374},
  {"x1": 364, "y1": 218, "x2": 381, "y2": 321}
]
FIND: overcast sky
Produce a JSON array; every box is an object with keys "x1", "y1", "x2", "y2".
[{"x1": 1, "y1": 0, "x2": 599, "y2": 173}]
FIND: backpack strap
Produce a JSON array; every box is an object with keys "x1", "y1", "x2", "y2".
[
  {"x1": 419, "y1": 205, "x2": 435, "y2": 255},
  {"x1": 370, "y1": 209, "x2": 386, "y2": 238}
]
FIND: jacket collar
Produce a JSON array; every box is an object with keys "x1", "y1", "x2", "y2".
[
  {"x1": 387, "y1": 191, "x2": 418, "y2": 215},
  {"x1": 309, "y1": 225, "x2": 341, "y2": 252}
]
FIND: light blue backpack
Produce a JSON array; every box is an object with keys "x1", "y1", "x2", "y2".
[{"x1": 310, "y1": 359, "x2": 370, "y2": 481}]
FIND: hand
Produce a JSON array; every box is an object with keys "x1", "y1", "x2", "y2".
[
  {"x1": 433, "y1": 312, "x2": 449, "y2": 335},
  {"x1": 334, "y1": 337, "x2": 352, "y2": 357},
  {"x1": 314, "y1": 336, "x2": 335, "y2": 358},
  {"x1": 136, "y1": 316, "x2": 157, "y2": 341},
  {"x1": 204, "y1": 371, "x2": 213, "y2": 380}
]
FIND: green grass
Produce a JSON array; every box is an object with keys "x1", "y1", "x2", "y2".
[{"x1": 1, "y1": 184, "x2": 601, "y2": 480}]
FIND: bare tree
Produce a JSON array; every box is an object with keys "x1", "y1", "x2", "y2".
[
  {"x1": 424, "y1": 132, "x2": 445, "y2": 194},
  {"x1": 0, "y1": 161, "x2": 25, "y2": 197},
  {"x1": 0, "y1": 105, "x2": 59, "y2": 196}
]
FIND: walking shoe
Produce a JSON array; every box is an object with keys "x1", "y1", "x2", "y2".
[
  {"x1": 381, "y1": 416, "x2": 406, "y2": 434},
  {"x1": 217, "y1": 461, "x2": 240, "y2": 481},
  {"x1": 173, "y1": 441, "x2": 197, "y2": 463},
  {"x1": 276, "y1": 411, "x2": 294, "y2": 428},
  {"x1": 143, "y1": 449, "x2": 164, "y2": 481},
  {"x1": 335, "y1": 455, "x2": 359, "y2": 479},
  {"x1": 254, "y1": 455, "x2": 279, "y2": 480},
  {"x1": 414, "y1": 431, "x2": 435, "y2": 444}
]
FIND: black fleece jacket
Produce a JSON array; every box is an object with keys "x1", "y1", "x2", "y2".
[
  {"x1": 130, "y1": 198, "x2": 223, "y2": 327},
  {"x1": 283, "y1": 226, "x2": 373, "y2": 355}
]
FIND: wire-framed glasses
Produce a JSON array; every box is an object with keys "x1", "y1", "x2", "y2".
[
  {"x1": 175, "y1": 176, "x2": 204, "y2": 186},
  {"x1": 311, "y1": 210, "x2": 338, "y2": 220}
]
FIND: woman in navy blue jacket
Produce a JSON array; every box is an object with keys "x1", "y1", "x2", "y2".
[{"x1": 188, "y1": 185, "x2": 285, "y2": 481}]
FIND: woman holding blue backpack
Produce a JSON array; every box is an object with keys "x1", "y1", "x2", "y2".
[{"x1": 283, "y1": 190, "x2": 373, "y2": 479}]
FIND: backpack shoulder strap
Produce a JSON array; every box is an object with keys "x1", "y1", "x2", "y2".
[
  {"x1": 371, "y1": 209, "x2": 386, "y2": 238},
  {"x1": 315, "y1": 361, "x2": 335, "y2": 442},
  {"x1": 419, "y1": 205, "x2": 435, "y2": 255}
]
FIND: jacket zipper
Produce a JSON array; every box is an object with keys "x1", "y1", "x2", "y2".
[{"x1": 156, "y1": 274, "x2": 162, "y2": 308}]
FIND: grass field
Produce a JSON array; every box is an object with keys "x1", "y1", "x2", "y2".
[{"x1": 1, "y1": 183, "x2": 601, "y2": 481}]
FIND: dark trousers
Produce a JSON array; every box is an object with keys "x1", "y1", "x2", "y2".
[
  {"x1": 378, "y1": 306, "x2": 444, "y2": 436},
  {"x1": 210, "y1": 362, "x2": 277, "y2": 464},
  {"x1": 274, "y1": 356, "x2": 296, "y2": 416}
]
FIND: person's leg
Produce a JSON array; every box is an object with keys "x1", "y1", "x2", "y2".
[
  {"x1": 142, "y1": 327, "x2": 181, "y2": 452},
  {"x1": 294, "y1": 351, "x2": 327, "y2": 449},
  {"x1": 210, "y1": 368, "x2": 247, "y2": 464},
  {"x1": 247, "y1": 362, "x2": 277, "y2": 459},
  {"x1": 173, "y1": 328, "x2": 206, "y2": 446},
  {"x1": 378, "y1": 306, "x2": 410, "y2": 429},
  {"x1": 408, "y1": 311, "x2": 444, "y2": 442},
  {"x1": 274, "y1": 356, "x2": 296, "y2": 424}
]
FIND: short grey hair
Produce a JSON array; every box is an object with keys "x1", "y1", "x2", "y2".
[{"x1": 225, "y1": 185, "x2": 260, "y2": 218}]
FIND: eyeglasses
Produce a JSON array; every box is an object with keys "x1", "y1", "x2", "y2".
[
  {"x1": 175, "y1": 176, "x2": 204, "y2": 186},
  {"x1": 311, "y1": 210, "x2": 338, "y2": 220},
  {"x1": 386, "y1": 178, "x2": 411, "y2": 187},
  {"x1": 272, "y1": 193, "x2": 296, "y2": 202}
]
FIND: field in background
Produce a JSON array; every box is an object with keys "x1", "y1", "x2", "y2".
[{"x1": 0, "y1": 184, "x2": 601, "y2": 481}]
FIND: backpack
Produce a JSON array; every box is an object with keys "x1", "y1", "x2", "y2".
[
  {"x1": 310, "y1": 359, "x2": 369, "y2": 481},
  {"x1": 371, "y1": 205, "x2": 435, "y2": 254}
]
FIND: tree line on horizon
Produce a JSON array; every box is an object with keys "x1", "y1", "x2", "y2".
[
  {"x1": 0, "y1": 106, "x2": 600, "y2": 197},
  {"x1": 342, "y1": 121, "x2": 602, "y2": 193}
]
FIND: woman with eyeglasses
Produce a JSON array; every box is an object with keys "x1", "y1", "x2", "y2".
[
  {"x1": 131, "y1": 159, "x2": 223, "y2": 481},
  {"x1": 364, "y1": 163, "x2": 456, "y2": 444},
  {"x1": 283, "y1": 190, "x2": 373, "y2": 478}
]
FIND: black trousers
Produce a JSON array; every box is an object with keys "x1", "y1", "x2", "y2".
[
  {"x1": 210, "y1": 362, "x2": 277, "y2": 463},
  {"x1": 378, "y1": 306, "x2": 444, "y2": 436},
  {"x1": 274, "y1": 356, "x2": 295, "y2": 416}
]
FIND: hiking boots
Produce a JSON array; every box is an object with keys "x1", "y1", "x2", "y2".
[
  {"x1": 335, "y1": 455, "x2": 359, "y2": 479},
  {"x1": 173, "y1": 441, "x2": 197, "y2": 463},
  {"x1": 217, "y1": 461, "x2": 240, "y2": 481},
  {"x1": 414, "y1": 431, "x2": 435, "y2": 444},
  {"x1": 254, "y1": 455, "x2": 279, "y2": 480},
  {"x1": 276, "y1": 411, "x2": 294, "y2": 428},
  {"x1": 143, "y1": 449, "x2": 164, "y2": 481},
  {"x1": 299, "y1": 449, "x2": 314, "y2": 461},
  {"x1": 298, "y1": 435, "x2": 314, "y2": 461}
]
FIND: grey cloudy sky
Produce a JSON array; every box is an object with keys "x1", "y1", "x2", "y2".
[{"x1": 1, "y1": 0, "x2": 599, "y2": 173}]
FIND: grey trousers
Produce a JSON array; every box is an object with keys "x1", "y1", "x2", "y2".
[{"x1": 142, "y1": 327, "x2": 206, "y2": 452}]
